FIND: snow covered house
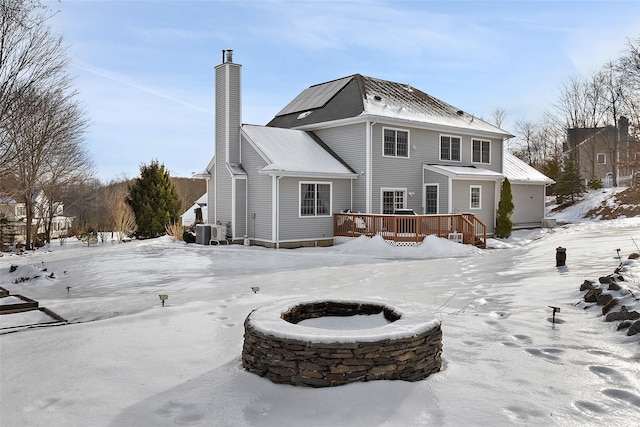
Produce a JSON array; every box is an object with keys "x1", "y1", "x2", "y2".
[
  {"x1": 180, "y1": 193, "x2": 207, "y2": 226},
  {"x1": 199, "y1": 50, "x2": 551, "y2": 248}
]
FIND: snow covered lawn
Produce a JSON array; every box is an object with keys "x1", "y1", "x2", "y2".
[{"x1": 1, "y1": 217, "x2": 639, "y2": 426}]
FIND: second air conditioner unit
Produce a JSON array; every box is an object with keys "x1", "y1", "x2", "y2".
[{"x1": 210, "y1": 225, "x2": 227, "y2": 243}]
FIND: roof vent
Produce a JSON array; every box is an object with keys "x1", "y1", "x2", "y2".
[
  {"x1": 374, "y1": 95, "x2": 382, "y2": 101},
  {"x1": 456, "y1": 110, "x2": 464, "y2": 115}
]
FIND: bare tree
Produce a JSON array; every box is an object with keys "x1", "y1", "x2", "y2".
[
  {"x1": 0, "y1": 0, "x2": 66, "y2": 184},
  {"x1": 1, "y1": 1, "x2": 91, "y2": 249}
]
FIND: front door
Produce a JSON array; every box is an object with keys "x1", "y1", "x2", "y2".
[{"x1": 424, "y1": 184, "x2": 438, "y2": 214}]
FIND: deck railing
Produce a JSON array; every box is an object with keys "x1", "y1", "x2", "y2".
[{"x1": 334, "y1": 213, "x2": 487, "y2": 248}]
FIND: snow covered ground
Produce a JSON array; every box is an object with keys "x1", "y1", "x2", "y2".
[{"x1": 1, "y1": 191, "x2": 639, "y2": 426}]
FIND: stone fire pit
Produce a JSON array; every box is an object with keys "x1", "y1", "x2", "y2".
[{"x1": 242, "y1": 298, "x2": 442, "y2": 387}]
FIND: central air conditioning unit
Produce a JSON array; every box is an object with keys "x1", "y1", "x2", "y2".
[
  {"x1": 195, "y1": 224, "x2": 211, "y2": 245},
  {"x1": 210, "y1": 224, "x2": 227, "y2": 244}
]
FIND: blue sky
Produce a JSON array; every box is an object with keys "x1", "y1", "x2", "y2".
[{"x1": 45, "y1": 0, "x2": 640, "y2": 182}]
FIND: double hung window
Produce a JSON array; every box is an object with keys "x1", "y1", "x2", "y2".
[
  {"x1": 300, "y1": 182, "x2": 331, "y2": 217},
  {"x1": 470, "y1": 185, "x2": 481, "y2": 210},
  {"x1": 440, "y1": 135, "x2": 461, "y2": 161},
  {"x1": 472, "y1": 139, "x2": 491, "y2": 164},
  {"x1": 383, "y1": 128, "x2": 409, "y2": 158}
]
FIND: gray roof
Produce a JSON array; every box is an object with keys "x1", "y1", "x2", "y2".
[
  {"x1": 503, "y1": 152, "x2": 555, "y2": 185},
  {"x1": 268, "y1": 74, "x2": 513, "y2": 139}
]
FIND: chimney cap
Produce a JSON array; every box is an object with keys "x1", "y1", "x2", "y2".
[{"x1": 225, "y1": 49, "x2": 233, "y2": 63}]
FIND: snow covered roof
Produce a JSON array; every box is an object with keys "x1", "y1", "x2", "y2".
[
  {"x1": 503, "y1": 152, "x2": 555, "y2": 185},
  {"x1": 241, "y1": 124, "x2": 357, "y2": 178},
  {"x1": 423, "y1": 164, "x2": 504, "y2": 180},
  {"x1": 269, "y1": 74, "x2": 513, "y2": 139}
]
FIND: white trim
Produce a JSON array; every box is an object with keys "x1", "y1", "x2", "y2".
[
  {"x1": 470, "y1": 185, "x2": 482, "y2": 210},
  {"x1": 292, "y1": 114, "x2": 514, "y2": 140},
  {"x1": 299, "y1": 181, "x2": 333, "y2": 218},
  {"x1": 423, "y1": 183, "x2": 439, "y2": 214},
  {"x1": 225, "y1": 65, "x2": 230, "y2": 164},
  {"x1": 271, "y1": 176, "x2": 277, "y2": 244},
  {"x1": 366, "y1": 121, "x2": 373, "y2": 213},
  {"x1": 380, "y1": 187, "x2": 407, "y2": 214},
  {"x1": 471, "y1": 139, "x2": 491, "y2": 165},
  {"x1": 596, "y1": 153, "x2": 606, "y2": 164},
  {"x1": 439, "y1": 134, "x2": 462, "y2": 162},
  {"x1": 382, "y1": 127, "x2": 410, "y2": 159}
]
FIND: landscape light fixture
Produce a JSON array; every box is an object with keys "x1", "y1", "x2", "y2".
[
  {"x1": 251, "y1": 287, "x2": 260, "y2": 294},
  {"x1": 616, "y1": 248, "x2": 621, "y2": 261},
  {"x1": 548, "y1": 306, "x2": 560, "y2": 324},
  {"x1": 159, "y1": 294, "x2": 168, "y2": 307},
  {"x1": 66, "y1": 286, "x2": 72, "y2": 295}
]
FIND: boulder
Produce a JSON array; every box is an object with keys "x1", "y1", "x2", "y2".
[
  {"x1": 605, "y1": 306, "x2": 640, "y2": 322},
  {"x1": 617, "y1": 321, "x2": 632, "y2": 331},
  {"x1": 602, "y1": 298, "x2": 618, "y2": 315},
  {"x1": 598, "y1": 276, "x2": 613, "y2": 285},
  {"x1": 580, "y1": 280, "x2": 596, "y2": 291},
  {"x1": 627, "y1": 321, "x2": 640, "y2": 336},
  {"x1": 607, "y1": 281, "x2": 622, "y2": 291},
  {"x1": 595, "y1": 292, "x2": 613, "y2": 306},
  {"x1": 584, "y1": 288, "x2": 602, "y2": 303},
  {"x1": 628, "y1": 253, "x2": 639, "y2": 259}
]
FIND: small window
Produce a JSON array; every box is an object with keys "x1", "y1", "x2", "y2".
[
  {"x1": 383, "y1": 128, "x2": 409, "y2": 158},
  {"x1": 635, "y1": 152, "x2": 640, "y2": 161},
  {"x1": 381, "y1": 189, "x2": 406, "y2": 214},
  {"x1": 16, "y1": 206, "x2": 26, "y2": 217},
  {"x1": 300, "y1": 182, "x2": 331, "y2": 217},
  {"x1": 470, "y1": 185, "x2": 481, "y2": 210},
  {"x1": 440, "y1": 135, "x2": 461, "y2": 161},
  {"x1": 472, "y1": 139, "x2": 491, "y2": 164},
  {"x1": 596, "y1": 153, "x2": 606, "y2": 164}
]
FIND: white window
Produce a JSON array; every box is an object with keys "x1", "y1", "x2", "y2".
[
  {"x1": 300, "y1": 182, "x2": 331, "y2": 217},
  {"x1": 381, "y1": 189, "x2": 406, "y2": 214},
  {"x1": 383, "y1": 128, "x2": 409, "y2": 158},
  {"x1": 635, "y1": 153, "x2": 640, "y2": 161},
  {"x1": 472, "y1": 139, "x2": 491, "y2": 164},
  {"x1": 596, "y1": 153, "x2": 606, "y2": 164},
  {"x1": 15, "y1": 206, "x2": 26, "y2": 217},
  {"x1": 440, "y1": 135, "x2": 461, "y2": 161},
  {"x1": 470, "y1": 185, "x2": 481, "y2": 210}
]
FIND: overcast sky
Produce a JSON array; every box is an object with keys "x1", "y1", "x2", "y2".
[{"x1": 45, "y1": 0, "x2": 640, "y2": 182}]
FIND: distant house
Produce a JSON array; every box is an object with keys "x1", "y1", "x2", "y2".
[
  {"x1": 0, "y1": 191, "x2": 72, "y2": 247},
  {"x1": 181, "y1": 193, "x2": 207, "y2": 226},
  {"x1": 197, "y1": 50, "x2": 552, "y2": 248},
  {"x1": 564, "y1": 116, "x2": 640, "y2": 187}
]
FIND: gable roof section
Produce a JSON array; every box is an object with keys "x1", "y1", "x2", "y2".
[
  {"x1": 241, "y1": 124, "x2": 357, "y2": 178},
  {"x1": 503, "y1": 152, "x2": 555, "y2": 185},
  {"x1": 268, "y1": 74, "x2": 513, "y2": 139}
]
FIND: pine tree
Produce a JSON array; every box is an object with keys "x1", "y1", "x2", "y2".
[
  {"x1": 126, "y1": 160, "x2": 181, "y2": 239},
  {"x1": 555, "y1": 160, "x2": 584, "y2": 204},
  {"x1": 495, "y1": 178, "x2": 514, "y2": 239}
]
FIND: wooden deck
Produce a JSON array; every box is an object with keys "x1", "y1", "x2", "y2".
[{"x1": 334, "y1": 213, "x2": 487, "y2": 248}]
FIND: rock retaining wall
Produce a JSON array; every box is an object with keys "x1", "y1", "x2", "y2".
[{"x1": 242, "y1": 299, "x2": 442, "y2": 387}]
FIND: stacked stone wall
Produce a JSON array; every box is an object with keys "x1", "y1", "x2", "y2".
[{"x1": 242, "y1": 300, "x2": 442, "y2": 387}]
